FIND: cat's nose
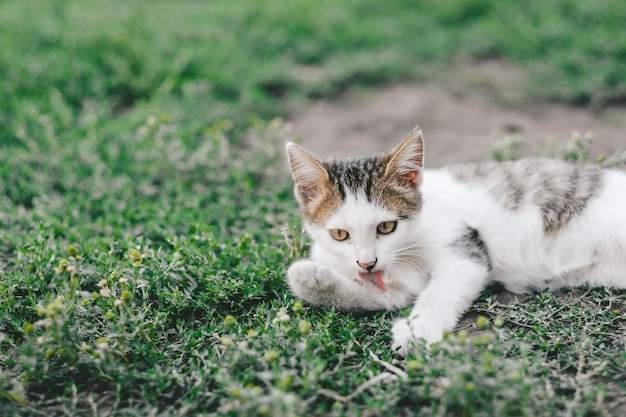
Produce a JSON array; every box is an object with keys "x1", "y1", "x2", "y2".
[{"x1": 357, "y1": 259, "x2": 377, "y2": 272}]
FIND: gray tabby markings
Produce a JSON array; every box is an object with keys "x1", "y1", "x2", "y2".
[
  {"x1": 452, "y1": 226, "x2": 492, "y2": 271},
  {"x1": 322, "y1": 156, "x2": 422, "y2": 218},
  {"x1": 448, "y1": 159, "x2": 604, "y2": 232},
  {"x1": 532, "y1": 163, "x2": 603, "y2": 232},
  {"x1": 324, "y1": 157, "x2": 386, "y2": 202}
]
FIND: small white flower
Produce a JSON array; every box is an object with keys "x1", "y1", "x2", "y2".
[
  {"x1": 273, "y1": 307, "x2": 291, "y2": 325},
  {"x1": 114, "y1": 299, "x2": 123, "y2": 307},
  {"x1": 119, "y1": 277, "x2": 128, "y2": 285},
  {"x1": 97, "y1": 279, "x2": 108, "y2": 288},
  {"x1": 99, "y1": 288, "x2": 111, "y2": 298},
  {"x1": 97, "y1": 342, "x2": 108, "y2": 351},
  {"x1": 439, "y1": 377, "x2": 452, "y2": 389},
  {"x1": 34, "y1": 319, "x2": 53, "y2": 329}
]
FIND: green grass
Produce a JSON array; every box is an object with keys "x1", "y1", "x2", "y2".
[{"x1": 1, "y1": 0, "x2": 626, "y2": 415}]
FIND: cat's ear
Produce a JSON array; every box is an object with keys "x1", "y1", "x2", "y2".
[
  {"x1": 286, "y1": 142, "x2": 329, "y2": 204},
  {"x1": 384, "y1": 126, "x2": 424, "y2": 188}
]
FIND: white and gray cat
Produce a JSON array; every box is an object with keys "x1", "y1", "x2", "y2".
[{"x1": 285, "y1": 127, "x2": 626, "y2": 356}]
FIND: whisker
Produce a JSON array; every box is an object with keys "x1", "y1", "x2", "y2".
[
  {"x1": 389, "y1": 250, "x2": 432, "y2": 271},
  {"x1": 394, "y1": 256, "x2": 429, "y2": 268},
  {"x1": 391, "y1": 259, "x2": 428, "y2": 276},
  {"x1": 391, "y1": 244, "x2": 434, "y2": 261}
]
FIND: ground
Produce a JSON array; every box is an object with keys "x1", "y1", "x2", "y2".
[{"x1": 289, "y1": 60, "x2": 626, "y2": 166}]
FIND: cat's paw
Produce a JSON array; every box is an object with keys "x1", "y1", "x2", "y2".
[
  {"x1": 391, "y1": 317, "x2": 445, "y2": 357},
  {"x1": 287, "y1": 260, "x2": 338, "y2": 296},
  {"x1": 391, "y1": 319, "x2": 415, "y2": 357}
]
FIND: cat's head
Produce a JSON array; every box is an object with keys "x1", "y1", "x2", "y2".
[{"x1": 286, "y1": 127, "x2": 424, "y2": 287}]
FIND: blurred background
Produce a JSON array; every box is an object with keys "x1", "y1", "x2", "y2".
[{"x1": 2, "y1": 0, "x2": 625, "y2": 166}]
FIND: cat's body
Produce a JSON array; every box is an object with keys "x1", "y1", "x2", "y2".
[{"x1": 286, "y1": 128, "x2": 626, "y2": 356}]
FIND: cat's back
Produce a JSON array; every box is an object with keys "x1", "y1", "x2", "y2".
[
  {"x1": 423, "y1": 158, "x2": 626, "y2": 291},
  {"x1": 443, "y1": 158, "x2": 602, "y2": 208},
  {"x1": 428, "y1": 158, "x2": 624, "y2": 232}
]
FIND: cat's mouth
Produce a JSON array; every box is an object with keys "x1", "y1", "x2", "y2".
[{"x1": 358, "y1": 270, "x2": 387, "y2": 292}]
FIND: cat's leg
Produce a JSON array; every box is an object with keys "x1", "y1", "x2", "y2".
[
  {"x1": 391, "y1": 256, "x2": 490, "y2": 356},
  {"x1": 288, "y1": 260, "x2": 405, "y2": 311}
]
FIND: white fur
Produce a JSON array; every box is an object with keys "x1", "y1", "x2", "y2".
[{"x1": 287, "y1": 157, "x2": 626, "y2": 356}]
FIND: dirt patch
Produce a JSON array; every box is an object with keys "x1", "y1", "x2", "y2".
[{"x1": 287, "y1": 60, "x2": 626, "y2": 167}]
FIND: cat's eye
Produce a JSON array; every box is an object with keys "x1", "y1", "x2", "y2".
[
  {"x1": 330, "y1": 229, "x2": 350, "y2": 241},
  {"x1": 377, "y1": 221, "x2": 397, "y2": 235}
]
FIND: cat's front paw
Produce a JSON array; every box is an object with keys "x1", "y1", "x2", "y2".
[
  {"x1": 391, "y1": 317, "x2": 445, "y2": 357},
  {"x1": 287, "y1": 260, "x2": 338, "y2": 299}
]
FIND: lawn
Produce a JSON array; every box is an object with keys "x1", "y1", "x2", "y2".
[{"x1": 1, "y1": 0, "x2": 625, "y2": 416}]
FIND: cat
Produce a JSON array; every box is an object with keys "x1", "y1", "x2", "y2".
[{"x1": 285, "y1": 127, "x2": 626, "y2": 356}]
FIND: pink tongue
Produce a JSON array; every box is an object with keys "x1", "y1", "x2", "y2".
[
  {"x1": 358, "y1": 271, "x2": 386, "y2": 292},
  {"x1": 375, "y1": 271, "x2": 386, "y2": 292}
]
